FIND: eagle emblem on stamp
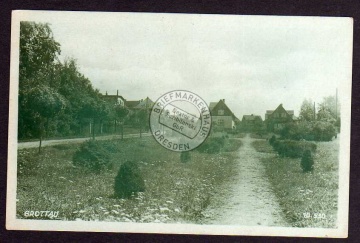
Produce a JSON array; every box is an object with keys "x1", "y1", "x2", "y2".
[{"x1": 150, "y1": 90, "x2": 212, "y2": 151}]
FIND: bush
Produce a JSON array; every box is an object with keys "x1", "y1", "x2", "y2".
[
  {"x1": 280, "y1": 121, "x2": 336, "y2": 141},
  {"x1": 197, "y1": 136, "x2": 226, "y2": 154},
  {"x1": 72, "y1": 140, "x2": 112, "y2": 172},
  {"x1": 301, "y1": 149, "x2": 314, "y2": 172},
  {"x1": 180, "y1": 151, "x2": 191, "y2": 163},
  {"x1": 272, "y1": 140, "x2": 317, "y2": 158},
  {"x1": 269, "y1": 135, "x2": 276, "y2": 145},
  {"x1": 312, "y1": 121, "x2": 336, "y2": 141},
  {"x1": 114, "y1": 160, "x2": 145, "y2": 198}
]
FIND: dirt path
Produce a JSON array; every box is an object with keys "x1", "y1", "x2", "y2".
[
  {"x1": 18, "y1": 133, "x2": 151, "y2": 150},
  {"x1": 203, "y1": 134, "x2": 287, "y2": 226}
]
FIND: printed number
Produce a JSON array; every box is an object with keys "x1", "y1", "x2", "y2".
[
  {"x1": 313, "y1": 213, "x2": 326, "y2": 219},
  {"x1": 303, "y1": 212, "x2": 326, "y2": 219}
]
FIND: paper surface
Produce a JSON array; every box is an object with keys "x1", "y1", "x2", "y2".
[{"x1": 7, "y1": 10, "x2": 352, "y2": 237}]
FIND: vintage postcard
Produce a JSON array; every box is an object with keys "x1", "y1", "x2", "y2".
[{"x1": 7, "y1": 10, "x2": 352, "y2": 237}]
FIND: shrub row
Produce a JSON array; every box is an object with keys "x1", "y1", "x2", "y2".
[
  {"x1": 270, "y1": 136, "x2": 317, "y2": 158},
  {"x1": 280, "y1": 121, "x2": 337, "y2": 141}
]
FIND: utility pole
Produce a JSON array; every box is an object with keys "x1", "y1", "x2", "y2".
[
  {"x1": 313, "y1": 102, "x2": 316, "y2": 121},
  {"x1": 336, "y1": 88, "x2": 338, "y2": 120}
]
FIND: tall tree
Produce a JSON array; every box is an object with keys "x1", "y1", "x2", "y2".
[
  {"x1": 19, "y1": 21, "x2": 62, "y2": 140},
  {"x1": 26, "y1": 84, "x2": 67, "y2": 152},
  {"x1": 299, "y1": 99, "x2": 315, "y2": 121},
  {"x1": 20, "y1": 21, "x2": 61, "y2": 80},
  {"x1": 317, "y1": 95, "x2": 340, "y2": 124}
]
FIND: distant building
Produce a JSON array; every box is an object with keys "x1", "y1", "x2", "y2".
[
  {"x1": 124, "y1": 97, "x2": 154, "y2": 110},
  {"x1": 265, "y1": 104, "x2": 295, "y2": 132},
  {"x1": 102, "y1": 90, "x2": 126, "y2": 107},
  {"x1": 241, "y1": 114, "x2": 263, "y2": 131},
  {"x1": 209, "y1": 99, "x2": 238, "y2": 130}
]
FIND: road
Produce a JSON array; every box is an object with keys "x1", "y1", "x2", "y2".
[
  {"x1": 203, "y1": 134, "x2": 287, "y2": 226},
  {"x1": 18, "y1": 133, "x2": 151, "y2": 150}
]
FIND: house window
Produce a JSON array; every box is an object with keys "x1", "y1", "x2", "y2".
[
  {"x1": 218, "y1": 109, "x2": 224, "y2": 115},
  {"x1": 218, "y1": 119, "x2": 224, "y2": 126},
  {"x1": 281, "y1": 112, "x2": 287, "y2": 118}
]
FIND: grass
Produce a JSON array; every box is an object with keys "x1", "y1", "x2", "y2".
[
  {"x1": 252, "y1": 139, "x2": 339, "y2": 228},
  {"x1": 17, "y1": 136, "x2": 241, "y2": 223}
]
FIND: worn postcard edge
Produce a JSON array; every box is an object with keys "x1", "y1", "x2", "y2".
[{"x1": 6, "y1": 10, "x2": 353, "y2": 238}]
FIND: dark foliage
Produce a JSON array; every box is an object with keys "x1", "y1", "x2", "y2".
[
  {"x1": 114, "y1": 161, "x2": 145, "y2": 198},
  {"x1": 72, "y1": 140, "x2": 112, "y2": 172},
  {"x1": 272, "y1": 140, "x2": 317, "y2": 158},
  {"x1": 180, "y1": 151, "x2": 191, "y2": 163},
  {"x1": 301, "y1": 150, "x2": 314, "y2": 172},
  {"x1": 269, "y1": 135, "x2": 276, "y2": 145},
  {"x1": 197, "y1": 137, "x2": 226, "y2": 154},
  {"x1": 280, "y1": 121, "x2": 336, "y2": 141}
]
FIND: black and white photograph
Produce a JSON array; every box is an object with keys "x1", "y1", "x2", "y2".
[{"x1": 6, "y1": 10, "x2": 352, "y2": 237}]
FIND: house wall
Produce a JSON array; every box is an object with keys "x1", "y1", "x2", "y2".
[{"x1": 212, "y1": 116, "x2": 235, "y2": 130}]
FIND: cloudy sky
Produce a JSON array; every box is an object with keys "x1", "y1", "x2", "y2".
[{"x1": 17, "y1": 11, "x2": 353, "y2": 119}]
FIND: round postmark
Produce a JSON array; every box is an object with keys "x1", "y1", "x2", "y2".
[{"x1": 150, "y1": 90, "x2": 212, "y2": 152}]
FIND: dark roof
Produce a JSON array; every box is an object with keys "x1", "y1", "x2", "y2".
[
  {"x1": 125, "y1": 100, "x2": 140, "y2": 108},
  {"x1": 102, "y1": 94, "x2": 125, "y2": 100},
  {"x1": 210, "y1": 99, "x2": 238, "y2": 120},
  {"x1": 242, "y1": 114, "x2": 263, "y2": 121},
  {"x1": 125, "y1": 97, "x2": 154, "y2": 109},
  {"x1": 266, "y1": 104, "x2": 294, "y2": 116}
]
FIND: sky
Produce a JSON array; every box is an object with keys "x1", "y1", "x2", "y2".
[{"x1": 17, "y1": 11, "x2": 353, "y2": 119}]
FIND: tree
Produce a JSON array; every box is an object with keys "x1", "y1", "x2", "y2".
[
  {"x1": 299, "y1": 99, "x2": 315, "y2": 121},
  {"x1": 20, "y1": 22, "x2": 61, "y2": 80},
  {"x1": 19, "y1": 21, "x2": 62, "y2": 140},
  {"x1": 115, "y1": 105, "x2": 129, "y2": 139},
  {"x1": 317, "y1": 95, "x2": 340, "y2": 124},
  {"x1": 26, "y1": 84, "x2": 67, "y2": 152}
]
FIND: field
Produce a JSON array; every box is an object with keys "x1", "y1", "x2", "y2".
[
  {"x1": 17, "y1": 136, "x2": 241, "y2": 223},
  {"x1": 252, "y1": 138, "x2": 339, "y2": 228}
]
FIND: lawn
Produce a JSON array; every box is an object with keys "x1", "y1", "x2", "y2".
[
  {"x1": 17, "y1": 136, "x2": 241, "y2": 223},
  {"x1": 252, "y1": 139, "x2": 339, "y2": 228}
]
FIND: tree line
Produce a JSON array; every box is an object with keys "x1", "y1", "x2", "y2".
[
  {"x1": 280, "y1": 96, "x2": 340, "y2": 141},
  {"x1": 18, "y1": 22, "x2": 136, "y2": 152}
]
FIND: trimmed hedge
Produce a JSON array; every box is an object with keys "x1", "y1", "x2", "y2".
[{"x1": 272, "y1": 140, "x2": 317, "y2": 158}]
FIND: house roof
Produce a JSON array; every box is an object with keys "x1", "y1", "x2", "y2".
[
  {"x1": 124, "y1": 100, "x2": 140, "y2": 108},
  {"x1": 210, "y1": 99, "x2": 239, "y2": 120},
  {"x1": 125, "y1": 97, "x2": 154, "y2": 109},
  {"x1": 266, "y1": 104, "x2": 294, "y2": 116},
  {"x1": 134, "y1": 97, "x2": 154, "y2": 109},
  {"x1": 242, "y1": 114, "x2": 263, "y2": 121},
  {"x1": 103, "y1": 94, "x2": 125, "y2": 100}
]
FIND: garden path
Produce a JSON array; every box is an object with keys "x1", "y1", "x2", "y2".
[{"x1": 203, "y1": 134, "x2": 288, "y2": 226}]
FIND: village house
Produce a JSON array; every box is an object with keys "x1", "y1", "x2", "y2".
[
  {"x1": 241, "y1": 114, "x2": 263, "y2": 132},
  {"x1": 265, "y1": 104, "x2": 296, "y2": 132},
  {"x1": 124, "y1": 97, "x2": 154, "y2": 111},
  {"x1": 102, "y1": 90, "x2": 126, "y2": 107},
  {"x1": 209, "y1": 99, "x2": 239, "y2": 131},
  {"x1": 124, "y1": 97, "x2": 154, "y2": 127}
]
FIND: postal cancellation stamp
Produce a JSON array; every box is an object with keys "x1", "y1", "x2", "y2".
[{"x1": 150, "y1": 90, "x2": 211, "y2": 151}]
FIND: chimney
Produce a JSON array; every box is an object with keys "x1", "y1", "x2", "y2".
[
  {"x1": 105, "y1": 91, "x2": 108, "y2": 95},
  {"x1": 117, "y1": 90, "x2": 119, "y2": 96},
  {"x1": 222, "y1": 99, "x2": 225, "y2": 103}
]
